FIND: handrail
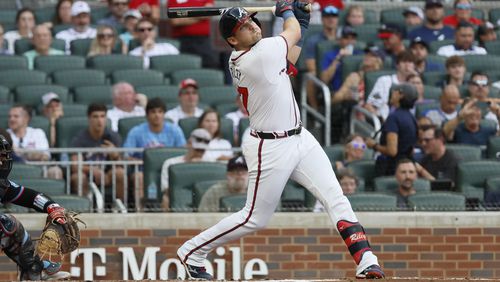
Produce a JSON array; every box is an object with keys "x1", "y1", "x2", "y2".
[
  {"x1": 89, "y1": 182, "x2": 105, "y2": 214},
  {"x1": 349, "y1": 105, "x2": 382, "y2": 141},
  {"x1": 300, "y1": 72, "x2": 332, "y2": 146}
]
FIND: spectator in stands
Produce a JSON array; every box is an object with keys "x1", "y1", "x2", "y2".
[
  {"x1": 313, "y1": 168, "x2": 359, "y2": 213},
  {"x1": 225, "y1": 95, "x2": 248, "y2": 146},
  {"x1": 0, "y1": 128, "x2": 24, "y2": 162},
  {"x1": 98, "y1": 0, "x2": 129, "y2": 31},
  {"x1": 165, "y1": 78, "x2": 204, "y2": 125},
  {"x1": 56, "y1": 1, "x2": 97, "y2": 53},
  {"x1": 365, "y1": 84, "x2": 419, "y2": 176},
  {"x1": 343, "y1": 5, "x2": 364, "y2": 27},
  {"x1": 4, "y1": 8, "x2": 35, "y2": 54},
  {"x1": 41, "y1": 92, "x2": 64, "y2": 148},
  {"x1": 320, "y1": 26, "x2": 360, "y2": 92},
  {"x1": 407, "y1": 74, "x2": 434, "y2": 107},
  {"x1": 410, "y1": 37, "x2": 444, "y2": 74},
  {"x1": 407, "y1": 0, "x2": 454, "y2": 44},
  {"x1": 70, "y1": 103, "x2": 125, "y2": 200},
  {"x1": 88, "y1": 25, "x2": 125, "y2": 57},
  {"x1": 365, "y1": 51, "x2": 417, "y2": 121},
  {"x1": 119, "y1": 9, "x2": 142, "y2": 47},
  {"x1": 23, "y1": 25, "x2": 64, "y2": 69},
  {"x1": 437, "y1": 22, "x2": 487, "y2": 57},
  {"x1": 198, "y1": 109, "x2": 233, "y2": 162},
  {"x1": 52, "y1": 0, "x2": 73, "y2": 26},
  {"x1": 403, "y1": 6, "x2": 424, "y2": 27},
  {"x1": 466, "y1": 72, "x2": 500, "y2": 127},
  {"x1": 335, "y1": 134, "x2": 367, "y2": 170},
  {"x1": 129, "y1": 0, "x2": 160, "y2": 24},
  {"x1": 477, "y1": 22, "x2": 497, "y2": 48},
  {"x1": 394, "y1": 158, "x2": 418, "y2": 209},
  {"x1": 414, "y1": 116, "x2": 433, "y2": 162},
  {"x1": 160, "y1": 128, "x2": 211, "y2": 210},
  {"x1": 167, "y1": 0, "x2": 217, "y2": 68},
  {"x1": 198, "y1": 155, "x2": 248, "y2": 212},
  {"x1": 416, "y1": 125, "x2": 458, "y2": 187},
  {"x1": 107, "y1": 82, "x2": 145, "y2": 132},
  {"x1": 443, "y1": 102, "x2": 497, "y2": 145},
  {"x1": 438, "y1": 56, "x2": 467, "y2": 89},
  {"x1": 423, "y1": 84, "x2": 461, "y2": 128},
  {"x1": 443, "y1": 0, "x2": 482, "y2": 28},
  {"x1": 377, "y1": 23, "x2": 406, "y2": 61},
  {"x1": 0, "y1": 24, "x2": 10, "y2": 55},
  {"x1": 129, "y1": 18, "x2": 179, "y2": 68}
]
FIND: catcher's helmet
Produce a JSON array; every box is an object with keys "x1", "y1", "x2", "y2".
[
  {"x1": 219, "y1": 7, "x2": 260, "y2": 39},
  {"x1": 0, "y1": 134, "x2": 12, "y2": 180}
]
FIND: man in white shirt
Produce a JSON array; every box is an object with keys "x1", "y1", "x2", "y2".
[
  {"x1": 129, "y1": 18, "x2": 179, "y2": 68},
  {"x1": 107, "y1": 82, "x2": 146, "y2": 131},
  {"x1": 437, "y1": 21, "x2": 487, "y2": 57},
  {"x1": 423, "y1": 84, "x2": 461, "y2": 128},
  {"x1": 165, "y1": 78, "x2": 204, "y2": 124},
  {"x1": 55, "y1": 1, "x2": 97, "y2": 53}
]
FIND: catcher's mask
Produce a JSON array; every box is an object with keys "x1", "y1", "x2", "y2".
[
  {"x1": 219, "y1": 7, "x2": 261, "y2": 40},
  {"x1": 0, "y1": 135, "x2": 12, "y2": 180}
]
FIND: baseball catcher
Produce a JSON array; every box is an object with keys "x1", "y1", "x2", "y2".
[{"x1": 0, "y1": 134, "x2": 72, "y2": 280}]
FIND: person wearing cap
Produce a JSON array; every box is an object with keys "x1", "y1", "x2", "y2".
[
  {"x1": 23, "y1": 25, "x2": 65, "y2": 70},
  {"x1": 98, "y1": 0, "x2": 129, "y2": 31},
  {"x1": 107, "y1": 82, "x2": 146, "y2": 132},
  {"x1": 403, "y1": 6, "x2": 424, "y2": 27},
  {"x1": 407, "y1": 0, "x2": 455, "y2": 44},
  {"x1": 477, "y1": 22, "x2": 497, "y2": 47},
  {"x1": 409, "y1": 37, "x2": 444, "y2": 74},
  {"x1": 197, "y1": 155, "x2": 249, "y2": 212},
  {"x1": 437, "y1": 21, "x2": 487, "y2": 57},
  {"x1": 365, "y1": 83, "x2": 419, "y2": 176},
  {"x1": 129, "y1": 18, "x2": 179, "y2": 68},
  {"x1": 129, "y1": 0, "x2": 160, "y2": 24},
  {"x1": 160, "y1": 128, "x2": 212, "y2": 209},
  {"x1": 120, "y1": 9, "x2": 142, "y2": 46},
  {"x1": 378, "y1": 23, "x2": 406, "y2": 60},
  {"x1": 55, "y1": 1, "x2": 97, "y2": 53},
  {"x1": 466, "y1": 72, "x2": 500, "y2": 128},
  {"x1": 443, "y1": 0, "x2": 482, "y2": 28},
  {"x1": 165, "y1": 78, "x2": 204, "y2": 125},
  {"x1": 41, "y1": 92, "x2": 64, "y2": 147}
]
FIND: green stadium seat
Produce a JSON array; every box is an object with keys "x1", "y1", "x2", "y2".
[
  {"x1": 347, "y1": 160, "x2": 377, "y2": 190},
  {"x1": 56, "y1": 116, "x2": 88, "y2": 147},
  {"x1": 238, "y1": 118, "x2": 249, "y2": 146},
  {"x1": 457, "y1": 161, "x2": 500, "y2": 200},
  {"x1": 446, "y1": 144, "x2": 482, "y2": 162},
  {"x1": 118, "y1": 116, "x2": 147, "y2": 140},
  {"x1": 170, "y1": 69, "x2": 225, "y2": 87},
  {"x1": 128, "y1": 38, "x2": 181, "y2": 51},
  {"x1": 70, "y1": 38, "x2": 92, "y2": 56},
  {"x1": 415, "y1": 101, "x2": 440, "y2": 118},
  {"x1": 487, "y1": 136, "x2": 500, "y2": 160},
  {"x1": 429, "y1": 39, "x2": 455, "y2": 54},
  {"x1": 34, "y1": 6, "x2": 55, "y2": 23},
  {"x1": 15, "y1": 85, "x2": 69, "y2": 107},
  {"x1": 87, "y1": 55, "x2": 143, "y2": 75},
  {"x1": 169, "y1": 162, "x2": 227, "y2": 211},
  {"x1": 14, "y1": 178, "x2": 66, "y2": 197},
  {"x1": 10, "y1": 164, "x2": 43, "y2": 180},
  {"x1": 0, "y1": 85, "x2": 10, "y2": 103},
  {"x1": 34, "y1": 55, "x2": 86, "y2": 74},
  {"x1": 51, "y1": 195, "x2": 92, "y2": 212},
  {"x1": 136, "y1": 85, "x2": 179, "y2": 103},
  {"x1": 215, "y1": 103, "x2": 237, "y2": 116},
  {"x1": 178, "y1": 117, "x2": 234, "y2": 145},
  {"x1": 352, "y1": 24, "x2": 380, "y2": 43},
  {"x1": 52, "y1": 69, "x2": 106, "y2": 88},
  {"x1": 0, "y1": 55, "x2": 28, "y2": 70},
  {"x1": 280, "y1": 182, "x2": 306, "y2": 211},
  {"x1": 198, "y1": 86, "x2": 237, "y2": 108},
  {"x1": 143, "y1": 147, "x2": 188, "y2": 202},
  {"x1": 295, "y1": 24, "x2": 323, "y2": 72},
  {"x1": 14, "y1": 38, "x2": 66, "y2": 55},
  {"x1": 423, "y1": 85, "x2": 442, "y2": 100},
  {"x1": 192, "y1": 180, "x2": 221, "y2": 211},
  {"x1": 219, "y1": 194, "x2": 246, "y2": 212},
  {"x1": 347, "y1": 193, "x2": 397, "y2": 211},
  {"x1": 59, "y1": 104, "x2": 88, "y2": 117},
  {"x1": 408, "y1": 192, "x2": 466, "y2": 211},
  {"x1": 111, "y1": 69, "x2": 164, "y2": 87},
  {"x1": 489, "y1": 8, "x2": 500, "y2": 27},
  {"x1": 341, "y1": 55, "x2": 363, "y2": 81},
  {"x1": 373, "y1": 176, "x2": 431, "y2": 194},
  {"x1": 486, "y1": 176, "x2": 500, "y2": 193},
  {"x1": 462, "y1": 55, "x2": 500, "y2": 73},
  {"x1": 91, "y1": 6, "x2": 110, "y2": 24},
  {"x1": 52, "y1": 24, "x2": 72, "y2": 35},
  {"x1": 483, "y1": 41, "x2": 500, "y2": 56},
  {"x1": 364, "y1": 70, "x2": 395, "y2": 97},
  {"x1": 73, "y1": 85, "x2": 113, "y2": 105},
  {"x1": 380, "y1": 8, "x2": 406, "y2": 25},
  {"x1": 0, "y1": 70, "x2": 47, "y2": 90},
  {"x1": 29, "y1": 116, "x2": 50, "y2": 139},
  {"x1": 0, "y1": 104, "x2": 12, "y2": 117},
  {"x1": 422, "y1": 71, "x2": 446, "y2": 87},
  {"x1": 150, "y1": 54, "x2": 202, "y2": 77},
  {"x1": 0, "y1": 10, "x2": 17, "y2": 27}
]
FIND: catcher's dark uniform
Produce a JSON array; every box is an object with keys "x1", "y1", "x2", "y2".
[{"x1": 0, "y1": 135, "x2": 64, "y2": 280}]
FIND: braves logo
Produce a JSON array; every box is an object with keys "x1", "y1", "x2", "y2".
[{"x1": 349, "y1": 233, "x2": 366, "y2": 242}]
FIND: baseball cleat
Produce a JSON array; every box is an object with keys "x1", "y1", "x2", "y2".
[
  {"x1": 42, "y1": 271, "x2": 71, "y2": 280},
  {"x1": 356, "y1": 264, "x2": 385, "y2": 279},
  {"x1": 42, "y1": 260, "x2": 62, "y2": 275},
  {"x1": 183, "y1": 264, "x2": 213, "y2": 280}
]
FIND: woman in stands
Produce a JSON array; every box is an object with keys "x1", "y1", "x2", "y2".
[
  {"x1": 4, "y1": 8, "x2": 36, "y2": 54},
  {"x1": 336, "y1": 134, "x2": 367, "y2": 170},
  {"x1": 53, "y1": 0, "x2": 73, "y2": 26},
  {"x1": 197, "y1": 109, "x2": 233, "y2": 162},
  {"x1": 88, "y1": 25, "x2": 126, "y2": 57}
]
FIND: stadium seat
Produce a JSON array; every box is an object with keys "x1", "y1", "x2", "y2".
[
  {"x1": 341, "y1": 55, "x2": 363, "y2": 81},
  {"x1": 87, "y1": 55, "x2": 143, "y2": 75},
  {"x1": 489, "y1": 8, "x2": 500, "y2": 27},
  {"x1": 487, "y1": 136, "x2": 500, "y2": 160},
  {"x1": 280, "y1": 182, "x2": 307, "y2": 211},
  {"x1": 353, "y1": 24, "x2": 380, "y2": 44},
  {"x1": 373, "y1": 176, "x2": 431, "y2": 194},
  {"x1": 34, "y1": 55, "x2": 86, "y2": 74},
  {"x1": 51, "y1": 195, "x2": 92, "y2": 213},
  {"x1": 128, "y1": 38, "x2": 181, "y2": 51},
  {"x1": 429, "y1": 39, "x2": 455, "y2": 54},
  {"x1": 58, "y1": 104, "x2": 88, "y2": 117},
  {"x1": 0, "y1": 70, "x2": 47, "y2": 90},
  {"x1": 415, "y1": 101, "x2": 440, "y2": 118},
  {"x1": 408, "y1": 192, "x2": 466, "y2": 211},
  {"x1": 215, "y1": 103, "x2": 238, "y2": 116},
  {"x1": 192, "y1": 180, "x2": 221, "y2": 211},
  {"x1": 34, "y1": 6, "x2": 55, "y2": 23},
  {"x1": 15, "y1": 85, "x2": 69, "y2": 107},
  {"x1": 0, "y1": 9, "x2": 17, "y2": 28},
  {"x1": 198, "y1": 86, "x2": 237, "y2": 108},
  {"x1": 111, "y1": 69, "x2": 164, "y2": 87},
  {"x1": 380, "y1": 8, "x2": 406, "y2": 25},
  {"x1": 73, "y1": 85, "x2": 113, "y2": 105},
  {"x1": 238, "y1": 118, "x2": 250, "y2": 145},
  {"x1": 56, "y1": 117, "x2": 89, "y2": 147},
  {"x1": 51, "y1": 24, "x2": 72, "y2": 36},
  {"x1": 219, "y1": 194, "x2": 246, "y2": 212},
  {"x1": 136, "y1": 85, "x2": 179, "y2": 103},
  {"x1": 0, "y1": 86, "x2": 10, "y2": 103},
  {"x1": 0, "y1": 55, "x2": 28, "y2": 70},
  {"x1": 170, "y1": 69, "x2": 225, "y2": 87},
  {"x1": 14, "y1": 178, "x2": 66, "y2": 197},
  {"x1": 446, "y1": 144, "x2": 482, "y2": 162},
  {"x1": 422, "y1": 71, "x2": 446, "y2": 87},
  {"x1": 29, "y1": 116, "x2": 50, "y2": 139},
  {"x1": 70, "y1": 38, "x2": 92, "y2": 56},
  {"x1": 14, "y1": 38, "x2": 66, "y2": 55},
  {"x1": 364, "y1": 70, "x2": 395, "y2": 97},
  {"x1": 10, "y1": 164, "x2": 43, "y2": 180},
  {"x1": 0, "y1": 104, "x2": 12, "y2": 117},
  {"x1": 347, "y1": 193, "x2": 397, "y2": 211},
  {"x1": 169, "y1": 162, "x2": 227, "y2": 211},
  {"x1": 91, "y1": 6, "x2": 110, "y2": 24},
  {"x1": 150, "y1": 54, "x2": 202, "y2": 77},
  {"x1": 118, "y1": 116, "x2": 147, "y2": 140},
  {"x1": 462, "y1": 55, "x2": 500, "y2": 73},
  {"x1": 178, "y1": 117, "x2": 234, "y2": 145},
  {"x1": 52, "y1": 69, "x2": 106, "y2": 88},
  {"x1": 423, "y1": 85, "x2": 442, "y2": 100},
  {"x1": 457, "y1": 161, "x2": 500, "y2": 200},
  {"x1": 347, "y1": 160, "x2": 377, "y2": 190}
]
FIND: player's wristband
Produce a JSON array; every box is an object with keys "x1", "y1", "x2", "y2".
[{"x1": 282, "y1": 10, "x2": 295, "y2": 21}]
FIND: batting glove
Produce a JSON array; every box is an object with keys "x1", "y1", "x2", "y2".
[
  {"x1": 294, "y1": 1, "x2": 310, "y2": 29},
  {"x1": 47, "y1": 203, "x2": 67, "y2": 225},
  {"x1": 274, "y1": 0, "x2": 294, "y2": 17}
]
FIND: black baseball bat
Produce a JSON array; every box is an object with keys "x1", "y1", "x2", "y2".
[{"x1": 167, "y1": 4, "x2": 311, "y2": 18}]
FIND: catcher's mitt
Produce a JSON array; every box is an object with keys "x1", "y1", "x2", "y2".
[{"x1": 36, "y1": 211, "x2": 85, "y2": 260}]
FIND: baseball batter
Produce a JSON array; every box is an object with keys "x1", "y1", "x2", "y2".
[{"x1": 177, "y1": 1, "x2": 384, "y2": 279}]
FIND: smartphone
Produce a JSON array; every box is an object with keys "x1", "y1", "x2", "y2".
[{"x1": 345, "y1": 44, "x2": 354, "y2": 55}]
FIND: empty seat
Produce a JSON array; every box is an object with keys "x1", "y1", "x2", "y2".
[
  {"x1": 87, "y1": 54, "x2": 143, "y2": 75},
  {"x1": 408, "y1": 192, "x2": 466, "y2": 211},
  {"x1": 0, "y1": 70, "x2": 47, "y2": 90},
  {"x1": 457, "y1": 161, "x2": 500, "y2": 200},
  {"x1": 380, "y1": 8, "x2": 406, "y2": 25},
  {"x1": 10, "y1": 164, "x2": 43, "y2": 180},
  {"x1": 347, "y1": 193, "x2": 397, "y2": 211},
  {"x1": 462, "y1": 55, "x2": 500, "y2": 73},
  {"x1": 487, "y1": 136, "x2": 500, "y2": 160},
  {"x1": 34, "y1": 55, "x2": 86, "y2": 74},
  {"x1": 347, "y1": 160, "x2": 377, "y2": 190},
  {"x1": 171, "y1": 69, "x2": 225, "y2": 87},
  {"x1": 136, "y1": 85, "x2": 179, "y2": 103},
  {"x1": 353, "y1": 24, "x2": 380, "y2": 44},
  {"x1": 423, "y1": 85, "x2": 442, "y2": 100},
  {"x1": 0, "y1": 85, "x2": 10, "y2": 103},
  {"x1": 446, "y1": 144, "x2": 482, "y2": 162},
  {"x1": 150, "y1": 54, "x2": 202, "y2": 77},
  {"x1": 198, "y1": 86, "x2": 237, "y2": 108},
  {"x1": 73, "y1": 85, "x2": 113, "y2": 105},
  {"x1": 14, "y1": 178, "x2": 66, "y2": 196},
  {"x1": 52, "y1": 69, "x2": 106, "y2": 88},
  {"x1": 280, "y1": 182, "x2": 307, "y2": 211},
  {"x1": 56, "y1": 117, "x2": 89, "y2": 147},
  {"x1": 111, "y1": 69, "x2": 164, "y2": 87},
  {"x1": 0, "y1": 104, "x2": 12, "y2": 117},
  {"x1": 118, "y1": 116, "x2": 147, "y2": 140},
  {"x1": 70, "y1": 38, "x2": 92, "y2": 56},
  {"x1": 374, "y1": 176, "x2": 431, "y2": 194},
  {"x1": 14, "y1": 38, "x2": 66, "y2": 55},
  {"x1": 15, "y1": 85, "x2": 69, "y2": 107},
  {"x1": 0, "y1": 55, "x2": 28, "y2": 70},
  {"x1": 58, "y1": 104, "x2": 88, "y2": 117},
  {"x1": 219, "y1": 194, "x2": 246, "y2": 212}
]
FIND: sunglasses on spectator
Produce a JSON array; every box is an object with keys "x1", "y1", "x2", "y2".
[
  {"x1": 113, "y1": 1, "x2": 128, "y2": 6},
  {"x1": 470, "y1": 79, "x2": 489, "y2": 87},
  {"x1": 350, "y1": 142, "x2": 366, "y2": 149},
  {"x1": 98, "y1": 33, "x2": 114, "y2": 39},
  {"x1": 137, "y1": 27, "x2": 153, "y2": 32},
  {"x1": 456, "y1": 3, "x2": 472, "y2": 10},
  {"x1": 193, "y1": 137, "x2": 210, "y2": 144}
]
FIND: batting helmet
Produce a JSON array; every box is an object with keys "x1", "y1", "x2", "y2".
[
  {"x1": 219, "y1": 7, "x2": 260, "y2": 39},
  {"x1": 0, "y1": 134, "x2": 13, "y2": 181}
]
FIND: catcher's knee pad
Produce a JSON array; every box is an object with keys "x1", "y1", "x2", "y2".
[
  {"x1": 337, "y1": 220, "x2": 372, "y2": 265},
  {"x1": 19, "y1": 239, "x2": 44, "y2": 280}
]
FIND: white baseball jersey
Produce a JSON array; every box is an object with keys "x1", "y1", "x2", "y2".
[{"x1": 228, "y1": 36, "x2": 300, "y2": 132}]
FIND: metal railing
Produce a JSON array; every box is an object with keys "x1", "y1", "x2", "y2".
[{"x1": 349, "y1": 105, "x2": 382, "y2": 141}]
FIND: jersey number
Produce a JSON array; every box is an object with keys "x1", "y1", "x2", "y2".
[{"x1": 237, "y1": 87, "x2": 250, "y2": 115}]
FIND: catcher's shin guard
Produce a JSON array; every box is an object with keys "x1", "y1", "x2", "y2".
[{"x1": 337, "y1": 220, "x2": 372, "y2": 265}]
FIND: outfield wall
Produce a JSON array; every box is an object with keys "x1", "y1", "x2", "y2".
[{"x1": 1, "y1": 212, "x2": 499, "y2": 280}]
